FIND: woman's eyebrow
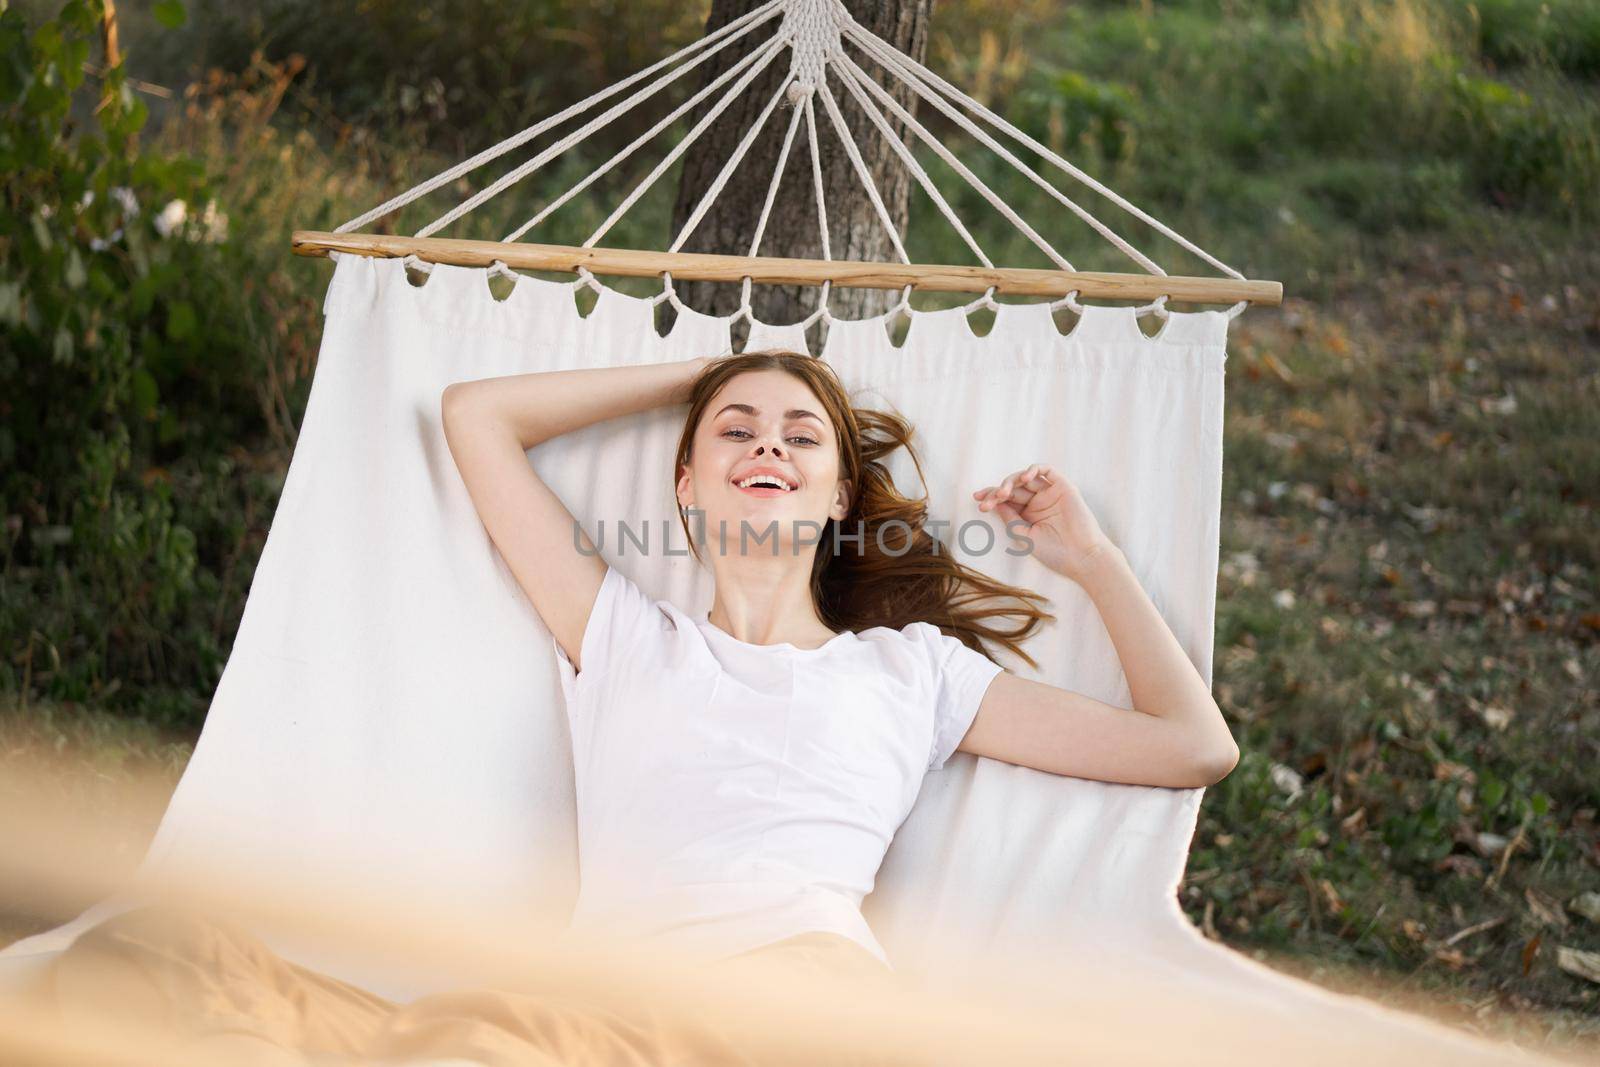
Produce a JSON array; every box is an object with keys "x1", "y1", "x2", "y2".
[{"x1": 713, "y1": 403, "x2": 825, "y2": 426}]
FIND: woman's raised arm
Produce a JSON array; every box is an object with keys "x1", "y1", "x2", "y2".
[
  {"x1": 956, "y1": 464, "x2": 1240, "y2": 788},
  {"x1": 439, "y1": 357, "x2": 709, "y2": 672}
]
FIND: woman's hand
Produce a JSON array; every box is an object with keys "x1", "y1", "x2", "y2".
[
  {"x1": 671, "y1": 355, "x2": 714, "y2": 404},
  {"x1": 973, "y1": 464, "x2": 1119, "y2": 584}
]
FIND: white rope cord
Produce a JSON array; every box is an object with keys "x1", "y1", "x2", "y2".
[
  {"x1": 748, "y1": 96, "x2": 813, "y2": 324},
  {"x1": 818, "y1": 80, "x2": 931, "y2": 325},
  {"x1": 834, "y1": 54, "x2": 1070, "y2": 275},
  {"x1": 800, "y1": 93, "x2": 849, "y2": 328},
  {"x1": 829, "y1": 64, "x2": 992, "y2": 272},
  {"x1": 419, "y1": 12, "x2": 780, "y2": 241},
  {"x1": 581, "y1": 44, "x2": 791, "y2": 250},
  {"x1": 842, "y1": 30, "x2": 1160, "y2": 317},
  {"x1": 378, "y1": 0, "x2": 1251, "y2": 320},
  {"x1": 744, "y1": 99, "x2": 807, "y2": 260},
  {"x1": 845, "y1": 21, "x2": 1234, "y2": 280},
  {"x1": 851, "y1": 31, "x2": 1248, "y2": 319},
  {"x1": 663, "y1": 78, "x2": 794, "y2": 256},
  {"x1": 736, "y1": 91, "x2": 844, "y2": 326},
  {"x1": 814, "y1": 81, "x2": 909, "y2": 266},
  {"x1": 496, "y1": 43, "x2": 777, "y2": 246},
  {"x1": 803, "y1": 94, "x2": 832, "y2": 263},
  {"x1": 339, "y1": 0, "x2": 782, "y2": 238},
  {"x1": 844, "y1": 27, "x2": 1162, "y2": 280},
  {"x1": 496, "y1": 36, "x2": 785, "y2": 249},
  {"x1": 790, "y1": 97, "x2": 832, "y2": 334}
]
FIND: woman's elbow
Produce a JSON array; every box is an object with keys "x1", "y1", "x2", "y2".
[
  {"x1": 441, "y1": 383, "x2": 489, "y2": 440},
  {"x1": 1197, "y1": 742, "x2": 1241, "y2": 786},
  {"x1": 441, "y1": 382, "x2": 470, "y2": 421}
]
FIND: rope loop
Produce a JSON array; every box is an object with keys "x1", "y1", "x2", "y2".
[
  {"x1": 800, "y1": 303, "x2": 832, "y2": 330},
  {"x1": 960, "y1": 284, "x2": 1001, "y2": 315},
  {"x1": 1046, "y1": 289, "x2": 1248, "y2": 319},
  {"x1": 800, "y1": 278, "x2": 833, "y2": 330},
  {"x1": 735, "y1": 274, "x2": 755, "y2": 326},
  {"x1": 889, "y1": 282, "x2": 916, "y2": 331},
  {"x1": 569, "y1": 265, "x2": 603, "y2": 295},
  {"x1": 488, "y1": 259, "x2": 519, "y2": 283},
  {"x1": 651, "y1": 270, "x2": 678, "y2": 308},
  {"x1": 1050, "y1": 289, "x2": 1085, "y2": 315},
  {"x1": 1049, "y1": 291, "x2": 1165, "y2": 317},
  {"x1": 403, "y1": 253, "x2": 436, "y2": 276}
]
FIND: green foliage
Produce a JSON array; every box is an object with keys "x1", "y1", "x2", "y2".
[
  {"x1": 1303, "y1": 158, "x2": 1467, "y2": 231},
  {"x1": 1448, "y1": 69, "x2": 1600, "y2": 215},
  {"x1": 1020, "y1": 69, "x2": 1139, "y2": 170},
  {"x1": 966, "y1": 0, "x2": 1600, "y2": 250},
  {"x1": 1, "y1": 0, "x2": 289, "y2": 728},
  {"x1": 1462, "y1": 0, "x2": 1600, "y2": 79},
  {"x1": 152, "y1": 0, "x2": 187, "y2": 30},
  {"x1": 139, "y1": 0, "x2": 713, "y2": 155}
]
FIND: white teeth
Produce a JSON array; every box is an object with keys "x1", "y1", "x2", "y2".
[{"x1": 736, "y1": 475, "x2": 792, "y2": 491}]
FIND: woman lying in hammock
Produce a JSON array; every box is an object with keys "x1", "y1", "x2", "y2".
[
  {"x1": 39, "y1": 349, "x2": 1238, "y2": 1065},
  {"x1": 453, "y1": 348, "x2": 1238, "y2": 971}
]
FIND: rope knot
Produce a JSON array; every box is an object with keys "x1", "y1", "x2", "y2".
[{"x1": 783, "y1": 0, "x2": 838, "y2": 89}]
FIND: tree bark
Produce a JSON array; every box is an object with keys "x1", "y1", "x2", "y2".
[{"x1": 668, "y1": 0, "x2": 932, "y2": 353}]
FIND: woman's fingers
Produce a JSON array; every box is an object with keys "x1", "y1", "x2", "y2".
[
  {"x1": 1022, "y1": 464, "x2": 1060, "y2": 492},
  {"x1": 974, "y1": 464, "x2": 1062, "y2": 511}
]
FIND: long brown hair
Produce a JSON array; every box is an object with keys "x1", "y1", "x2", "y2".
[{"x1": 673, "y1": 350, "x2": 1055, "y2": 671}]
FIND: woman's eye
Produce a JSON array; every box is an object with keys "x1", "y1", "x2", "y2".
[{"x1": 722, "y1": 428, "x2": 818, "y2": 446}]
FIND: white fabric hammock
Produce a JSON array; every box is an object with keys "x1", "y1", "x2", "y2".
[{"x1": 0, "y1": 256, "x2": 1547, "y2": 1064}]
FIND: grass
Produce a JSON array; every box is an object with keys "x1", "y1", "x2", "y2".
[{"x1": 1177, "y1": 216, "x2": 1600, "y2": 1060}]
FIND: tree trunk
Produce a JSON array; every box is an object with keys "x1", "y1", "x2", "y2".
[{"x1": 668, "y1": 0, "x2": 932, "y2": 353}]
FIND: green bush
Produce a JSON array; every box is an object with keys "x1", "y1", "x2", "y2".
[
  {"x1": 1, "y1": 0, "x2": 293, "y2": 728},
  {"x1": 1003, "y1": 0, "x2": 1599, "y2": 239},
  {"x1": 1448, "y1": 69, "x2": 1600, "y2": 214},
  {"x1": 1303, "y1": 158, "x2": 1467, "y2": 231},
  {"x1": 139, "y1": 0, "x2": 715, "y2": 155},
  {"x1": 1463, "y1": 0, "x2": 1600, "y2": 80}
]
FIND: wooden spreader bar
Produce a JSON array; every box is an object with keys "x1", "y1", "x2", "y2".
[{"x1": 291, "y1": 231, "x2": 1283, "y2": 307}]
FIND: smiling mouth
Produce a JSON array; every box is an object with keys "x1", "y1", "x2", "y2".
[{"x1": 732, "y1": 474, "x2": 797, "y2": 494}]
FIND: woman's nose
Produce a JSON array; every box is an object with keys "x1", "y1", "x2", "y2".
[{"x1": 755, "y1": 442, "x2": 783, "y2": 458}]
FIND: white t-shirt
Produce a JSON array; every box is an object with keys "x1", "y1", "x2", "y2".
[{"x1": 550, "y1": 564, "x2": 1006, "y2": 967}]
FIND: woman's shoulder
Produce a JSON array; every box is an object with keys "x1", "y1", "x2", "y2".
[
  {"x1": 850, "y1": 618, "x2": 952, "y2": 667},
  {"x1": 865, "y1": 618, "x2": 946, "y2": 644},
  {"x1": 858, "y1": 619, "x2": 999, "y2": 676},
  {"x1": 591, "y1": 564, "x2": 683, "y2": 638}
]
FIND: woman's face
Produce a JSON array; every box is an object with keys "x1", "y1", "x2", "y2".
[{"x1": 678, "y1": 369, "x2": 850, "y2": 553}]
